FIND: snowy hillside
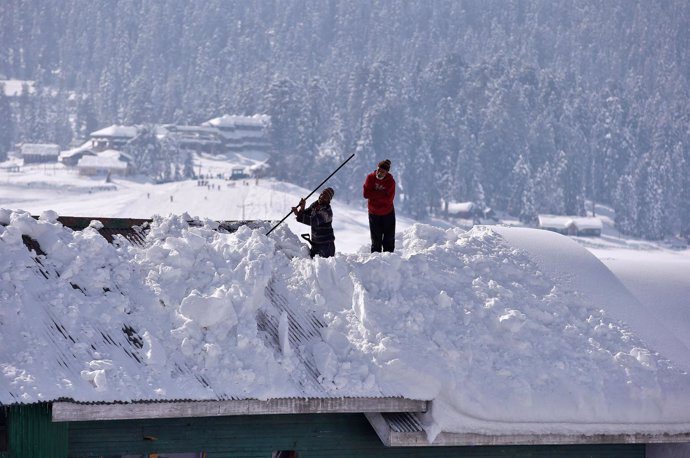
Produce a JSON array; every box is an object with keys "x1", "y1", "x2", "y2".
[{"x1": 0, "y1": 157, "x2": 425, "y2": 253}]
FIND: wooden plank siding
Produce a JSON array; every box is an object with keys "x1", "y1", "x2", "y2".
[
  {"x1": 1, "y1": 404, "x2": 68, "y2": 458},
  {"x1": 66, "y1": 413, "x2": 645, "y2": 458}
]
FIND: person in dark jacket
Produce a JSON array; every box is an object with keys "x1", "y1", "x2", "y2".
[
  {"x1": 292, "y1": 187, "x2": 336, "y2": 258},
  {"x1": 363, "y1": 159, "x2": 396, "y2": 253}
]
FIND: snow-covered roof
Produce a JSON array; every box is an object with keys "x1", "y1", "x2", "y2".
[
  {"x1": 2, "y1": 210, "x2": 690, "y2": 444},
  {"x1": 538, "y1": 215, "x2": 603, "y2": 231},
  {"x1": 447, "y1": 201, "x2": 476, "y2": 214},
  {"x1": 90, "y1": 125, "x2": 139, "y2": 138},
  {"x1": 164, "y1": 125, "x2": 220, "y2": 134},
  {"x1": 1, "y1": 79, "x2": 35, "y2": 96},
  {"x1": 20, "y1": 143, "x2": 60, "y2": 156},
  {"x1": 77, "y1": 152, "x2": 128, "y2": 169},
  {"x1": 204, "y1": 114, "x2": 270, "y2": 129},
  {"x1": 60, "y1": 140, "x2": 94, "y2": 159}
]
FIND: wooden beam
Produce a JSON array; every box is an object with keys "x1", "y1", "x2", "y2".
[{"x1": 52, "y1": 397, "x2": 428, "y2": 422}]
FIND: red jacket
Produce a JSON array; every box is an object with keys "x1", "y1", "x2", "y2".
[{"x1": 363, "y1": 171, "x2": 396, "y2": 215}]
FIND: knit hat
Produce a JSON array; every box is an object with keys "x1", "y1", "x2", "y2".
[
  {"x1": 321, "y1": 187, "x2": 335, "y2": 201},
  {"x1": 377, "y1": 159, "x2": 391, "y2": 171}
]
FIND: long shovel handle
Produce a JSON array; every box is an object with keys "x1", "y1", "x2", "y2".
[{"x1": 266, "y1": 153, "x2": 355, "y2": 236}]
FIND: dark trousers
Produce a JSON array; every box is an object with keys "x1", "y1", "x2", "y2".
[
  {"x1": 369, "y1": 211, "x2": 395, "y2": 253},
  {"x1": 310, "y1": 241, "x2": 335, "y2": 258}
]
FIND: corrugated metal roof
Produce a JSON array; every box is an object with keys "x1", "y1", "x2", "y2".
[
  {"x1": 53, "y1": 216, "x2": 152, "y2": 245},
  {"x1": 4, "y1": 215, "x2": 426, "y2": 419}
]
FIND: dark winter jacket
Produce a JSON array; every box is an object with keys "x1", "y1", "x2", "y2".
[
  {"x1": 296, "y1": 201, "x2": 335, "y2": 245},
  {"x1": 363, "y1": 171, "x2": 396, "y2": 215}
]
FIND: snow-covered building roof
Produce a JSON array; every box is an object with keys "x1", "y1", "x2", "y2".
[
  {"x1": 1, "y1": 79, "x2": 35, "y2": 96},
  {"x1": 90, "y1": 125, "x2": 139, "y2": 138},
  {"x1": 204, "y1": 114, "x2": 270, "y2": 129},
  {"x1": 447, "y1": 201, "x2": 476, "y2": 214},
  {"x1": 60, "y1": 140, "x2": 93, "y2": 158},
  {"x1": 1, "y1": 211, "x2": 689, "y2": 447},
  {"x1": 20, "y1": 143, "x2": 60, "y2": 157},
  {"x1": 538, "y1": 215, "x2": 603, "y2": 235},
  {"x1": 161, "y1": 124, "x2": 224, "y2": 149},
  {"x1": 77, "y1": 150, "x2": 129, "y2": 174}
]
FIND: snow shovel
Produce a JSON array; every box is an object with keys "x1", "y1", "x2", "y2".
[
  {"x1": 265, "y1": 153, "x2": 355, "y2": 236},
  {"x1": 300, "y1": 233, "x2": 312, "y2": 247}
]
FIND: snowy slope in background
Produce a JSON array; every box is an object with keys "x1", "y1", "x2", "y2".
[{"x1": 0, "y1": 161, "x2": 425, "y2": 254}]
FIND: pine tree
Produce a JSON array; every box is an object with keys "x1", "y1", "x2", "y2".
[
  {"x1": 507, "y1": 154, "x2": 531, "y2": 218},
  {"x1": 0, "y1": 87, "x2": 14, "y2": 160},
  {"x1": 637, "y1": 152, "x2": 665, "y2": 240},
  {"x1": 520, "y1": 179, "x2": 539, "y2": 226},
  {"x1": 75, "y1": 96, "x2": 100, "y2": 140},
  {"x1": 533, "y1": 150, "x2": 566, "y2": 215},
  {"x1": 613, "y1": 174, "x2": 637, "y2": 236},
  {"x1": 125, "y1": 125, "x2": 164, "y2": 180}
]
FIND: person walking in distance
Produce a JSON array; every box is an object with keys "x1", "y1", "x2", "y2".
[
  {"x1": 363, "y1": 159, "x2": 396, "y2": 253},
  {"x1": 292, "y1": 187, "x2": 336, "y2": 258}
]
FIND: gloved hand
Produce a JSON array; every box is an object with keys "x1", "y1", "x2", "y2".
[{"x1": 292, "y1": 197, "x2": 306, "y2": 215}]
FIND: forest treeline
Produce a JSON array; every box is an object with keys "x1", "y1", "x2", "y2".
[{"x1": 1, "y1": 0, "x2": 689, "y2": 240}]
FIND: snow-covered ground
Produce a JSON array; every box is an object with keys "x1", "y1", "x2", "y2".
[
  {"x1": 0, "y1": 157, "x2": 424, "y2": 253},
  {"x1": 2, "y1": 157, "x2": 690, "y2": 450}
]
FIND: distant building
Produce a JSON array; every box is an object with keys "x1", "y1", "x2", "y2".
[
  {"x1": 446, "y1": 201, "x2": 494, "y2": 222},
  {"x1": 538, "y1": 215, "x2": 602, "y2": 236},
  {"x1": 203, "y1": 114, "x2": 271, "y2": 154},
  {"x1": 21, "y1": 143, "x2": 60, "y2": 164},
  {"x1": 447, "y1": 201, "x2": 480, "y2": 219},
  {"x1": 60, "y1": 141, "x2": 96, "y2": 166},
  {"x1": 86, "y1": 115, "x2": 272, "y2": 158},
  {"x1": 89, "y1": 125, "x2": 139, "y2": 151},
  {"x1": 162, "y1": 124, "x2": 223, "y2": 153},
  {"x1": 77, "y1": 150, "x2": 130, "y2": 176},
  {"x1": 0, "y1": 79, "x2": 35, "y2": 97}
]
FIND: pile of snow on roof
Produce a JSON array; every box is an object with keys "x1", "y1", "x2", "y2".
[{"x1": 2, "y1": 209, "x2": 690, "y2": 438}]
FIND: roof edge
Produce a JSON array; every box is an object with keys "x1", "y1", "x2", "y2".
[
  {"x1": 52, "y1": 397, "x2": 428, "y2": 422},
  {"x1": 365, "y1": 413, "x2": 690, "y2": 447}
]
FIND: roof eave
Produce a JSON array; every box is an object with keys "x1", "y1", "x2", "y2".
[
  {"x1": 52, "y1": 397, "x2": 428, "y2": 422},
  {"x1": 365, "y1": 413, "x2": 690, "y2": 447}
]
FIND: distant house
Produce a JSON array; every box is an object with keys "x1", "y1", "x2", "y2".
[
  {"x1": 60, "y1": 141, "x2": 96, "y2": 166},
  {"x1": 446, "y1": 201, "x2": 494, "y2": 222},
  {"x1": 162, "y1": 124, "x2": 223, "y2": 153},
  {"x1": 538, "y1": 215, "x2": 603, "y2": 236},
  {"x1": 90, "y1": 125, "x2": 139, "y2": 151},
  {"x1": 77, "y1": 150, "x2": 130, "y2": 176},
  {"x1": 21, "y1": 143, "x2": 60, "y2": 164},
  {"x1": 0, "y1": 79, "x2": 35, "y2": 97},
  {"x1": 447, "y1": 201, "x2": 478, "y2": 219},
  {"x1": 84, "y1": 116, "x2": 272, "y2": 159},
  {"x1": 203, "y1": 114, "x2": 272, "y2": 154}
]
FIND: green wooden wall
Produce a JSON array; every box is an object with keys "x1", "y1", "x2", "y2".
[
  {"x1": 67, "y1": 412, "x2": 645, "y2": 458},
  {"x1": 1, "y1": 403, "x2": 68, "y2": 458},
  {"x1": 0, "y1": 404, "x2": 646, "y2": 458}
]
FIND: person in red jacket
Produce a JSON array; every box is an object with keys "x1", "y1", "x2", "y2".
[{"x1": 363, "y1": 159, "x2": 396, "y2": 252}]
